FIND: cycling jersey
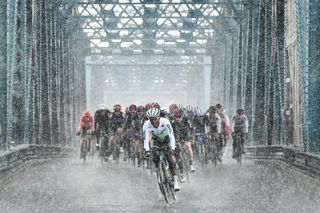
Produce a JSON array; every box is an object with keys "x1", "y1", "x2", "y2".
[
  {"x1": 171, "y1": 116, "x2": 191, "y2": 142},
  {"x1": 193, "y1": 115, "x2": 208, "y2": 134},
  {"x1": 77, "y1": 111, "x2": 95, "y2": 134},
  {"x1": 124, "y1": 113, "x2": 141, "y2": 138},
  {"x1": 206, "y1": 113, "x2": 222, "y2": 134},
  {"x1": 109, "y1": 112, "x2": 125, "y2": 133},
  {"x1": 94, "y1": 109, "x2": 110, "y2": 132},
  {"x1": 143, "y1": 117, "x2": 176, "y2": 151},
  {"x1": 231, "y1": 114, "x2": 248, "y2": 133},
  {"x1": 218, "y1": 111, "x2": 230, "y2": 135}
]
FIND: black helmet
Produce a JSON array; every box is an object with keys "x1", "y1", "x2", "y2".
[
  {"x1": 237, "y1": 108, "x2": 244, "y2": 114},
  {"x1": 208, "y1": 105, "x2": 217, "y2": 112},
  {"x1": 216, "y1": 104, "x2": 222, "y2": 109}
]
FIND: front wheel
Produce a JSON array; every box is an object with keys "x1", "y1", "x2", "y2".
[
  {"x1": 81, "y1": 140, "x2": 88, "y2": 163},
  {"x1": 157, "y1": 162, "x2": 169, "y2": 203}
]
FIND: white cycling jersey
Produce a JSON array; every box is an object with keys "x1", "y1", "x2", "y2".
[{"x1": 143, "y1": 117, "x2": 176, "y2": 151}]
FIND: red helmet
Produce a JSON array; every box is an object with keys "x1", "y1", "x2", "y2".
[
  {"x1": 174, "y1": 108, "x2": 182, "y2": 118},
  {"x1": 137, "y1": 105, "x2": 145, "y2": 112},
  {"x1": 83, "y1": 110, "x2": 92, "y2": 117},
  {"x1": 150, "y1": 102, "x2": 160, "y2": 109},
  {"x1": 169, "y1": 104, "x2": 178, "y2": 113},
  {"x1": 129, "y1": 104, "x2": 137, "y2": 113},
  {"x1": 113, "y1": 104, "x2": 121, "y2": 112}
]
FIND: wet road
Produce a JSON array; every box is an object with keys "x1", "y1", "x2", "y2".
[{"x1": 0, "y1": 148, "x2": 320, "y2": 213}]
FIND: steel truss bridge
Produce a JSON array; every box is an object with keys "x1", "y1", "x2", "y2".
[{"x1": 0, "y1": 0, "x2": 320, "y2": 156}]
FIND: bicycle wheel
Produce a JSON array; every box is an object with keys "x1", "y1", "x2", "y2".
[
  {"x1": 181, "y1": 149, "x2": 189, "y2": 183},
  {"x1": 157, "y1": 162, "x2": 169, "y2": 203},
  {"x1": 116, "y1": 145, "x2": 120, "y2": 165},
  {"x1": 200, "y1": 144, "x2": 206, "y2": 168},
  {"x1": 82, "y1": 139, "x2": 87, "y2": 163},
  {"x1": 131, "y1": 145, "x2": 136, "y2": 167},
  {"x1": 163, "y1": 160, "x2": 176, "y2": 201},
  {"x1": 237, "y1": 136, "x2": 242, "y2": 166}
]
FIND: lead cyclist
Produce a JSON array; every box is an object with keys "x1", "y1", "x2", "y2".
[{"x1": 143, "y1": 108, "x2": 181, "y2": 192}]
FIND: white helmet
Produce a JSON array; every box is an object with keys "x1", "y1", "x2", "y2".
[
  {"x1": 99, "y1": 104, "x2": 106, "y2": 110},
  {"x1": 146, "y1": 108, "x2": 160, "y2": 119}
]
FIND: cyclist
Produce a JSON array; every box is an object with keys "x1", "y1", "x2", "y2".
[
  {"x1": 124, "y1": 104, "x2": 141, "y2": 163},
  {"x1": 109, "y1": 104, "x2": 125, "y2": 157},
  {"x1": 216, "y1": 104, "x2": 230, "y2": 150},
  {"x1": 94, "y1": 104, "x2": 110, "y2": 148},
  {"x1": 206, "y1": 106, "x2": 222, "y2": 162},
  {"x1": 143, "y1": 108, "x2": 181, "y2": 191},
  {"x1": 193, "y1": 109, "x2": 208, "y2": 158},
  {"x1": 172, "y1": 108, "x2": 196, "y2": 178},
  {"x1": 231, "y1": 108, "x2": 249, "y2": 158},
  {"x1": 76, "y1": 110, "x2": 95, "y2": 159}
]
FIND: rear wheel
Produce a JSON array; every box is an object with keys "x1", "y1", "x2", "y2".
[{"x1": 237, "y1": 136, "x2": 242, "y2": 166}]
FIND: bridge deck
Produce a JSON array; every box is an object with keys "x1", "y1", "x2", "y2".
[{"x1": 0, "y1": 149, "x2": 319, "y2": 213}]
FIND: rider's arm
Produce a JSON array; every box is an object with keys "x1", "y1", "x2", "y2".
[
  {"x1": 94, "y1": 112, "x2": 98, "y2": 130},
  {"x1": 225, "y1": 114, "x2": 231, "y2": 135},
  {"x1": 143, "y1": 122, "x2": 151, "y2": 151},
  {"x1": 231, "y1": 115, "x2": 236, "y2": 133},
  {"x1": 216, "y1": 114, "x2": 222, "y2": 134},
  {"x1": 77, "y1": 118, "x2": 83, "y2": 133},
  {"x1": 164, "y1": 119, "x2": 176, "y2": 150},
  {"x1": 244, "y1": 115, "x2": 249, "y2": 133}
]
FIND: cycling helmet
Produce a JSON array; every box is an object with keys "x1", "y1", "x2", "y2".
[
  {"x1": 99, "y1": 104, "x2": 106, "y2": 110},
  {"x1": 237, "y1": 108, "x2": 244, "y2": 114},
  {"x1": 195, "y1": 108, "x2": 201, "y2": 115},
  {"x1": 83, "y1": 110, "x2": 92, "y2": 117},
  {"x1": 129, "y1": 104, "x2": 137, "y2": 113},
  {"x1": 198, "y1": 111, "x2": 205, "y2": 117},
  {"x1": 186, "y1": 105, "x2": 193, "y2": 112},
  {"x1": 169, "y1": 104, "x2": 178, "y2": 113},
  {"x1": 216, "y1": 104, "x2": 222, "y2": 109},
  {"x1": 146, "y1": 108, "x2": 160, "y2": 119},
  {"x1": 208, "y1": 105, "x2": 217, "y2": 112},
  {"x1": 137, "y1": 105, "x2": 145, "y2": 112},
  {"x1": 174, "y1": 108, "x2": 182, "y2": 118},
  {"x1": 145, "y1": 103, "x2": 152, "y2": 111},
  {"x1": 150, "y1": 102, "x2": 160, "y2": 109},
  {"x1": 113, "y1": 104, "x2": 121, "y2": 112}
]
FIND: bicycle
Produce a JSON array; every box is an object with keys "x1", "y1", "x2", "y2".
[
  {"x1": 109, "y1": 133, "x2": 121, "y2": 164},
  {"x1": 99, "y1": 131, "x2": 109, "y2": 164},
  {"x1": 80, "y1": 130, "x2": 92, "y2": 163},
  {"x1": 206, "y1": 133, "x2": 221, "y2": 168},
  {"x1": 180, "y1": 141, "x2": 190, "y2": 183},
  {"x1": 233, "y1": 132, "x2": 246, "y2": 165},
  {"x1": 153, "y1": 145, "x2": 177, "y2": 204},
  {"x1": 195, "y1": 133, "x2": 206, "y2": 168}
]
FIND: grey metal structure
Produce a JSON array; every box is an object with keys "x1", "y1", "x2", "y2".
[
  {"x1": 60, "y1": 0, "x2": 242, "y2": 55},
  {"x1": 1, "y1": 0, "x2": 320, "y2": 156}
]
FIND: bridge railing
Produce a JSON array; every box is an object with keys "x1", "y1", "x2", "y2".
[
  {"x1": 0, "y1": 145, "x2": 76, "y2": 182},
  {"x1": 245, "y1": 146, "x2": 320, "y2": 179}
]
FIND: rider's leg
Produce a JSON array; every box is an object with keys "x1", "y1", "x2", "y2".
[
  {"x1": 241, "y1": 133, "x2": 245, "y2": 154},
  {"x1": 175, "y1": 146, "x2": 184, "y2": 174},
  {"x1": 166, "y1": 151, "x2": 181, "y2": 191},
  {"x1": 107, "y1": 135, "x2": 115, "y2": 158},
  {"x1": 185, "y1": 141, "x2": 196, "y2": 172},
  {"x1": 135, "y1": 139, "x2": 141, "y2": 166},
  {"x1": 232, "y1": 135, "x2": 236, "y2": 158},
  {"x1": 80, "y1": 138, "x2": 84, "y2": 158}
]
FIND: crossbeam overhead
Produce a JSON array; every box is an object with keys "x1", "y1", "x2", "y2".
[{"x1": 53, "y1": 0, "x2": 243, "y2": 55}]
